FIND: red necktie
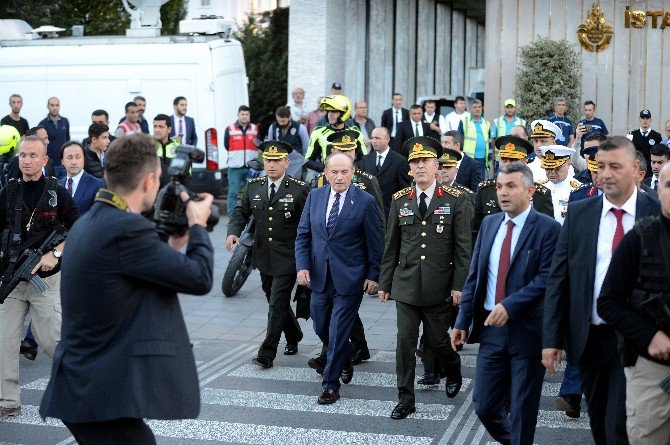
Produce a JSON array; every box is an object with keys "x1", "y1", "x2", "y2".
[
  {"x1": 495, "y1": 220, "x2": 515, "y2": 304},
  {"x1": 611, "y1": 208, "x2": 625, "y2": 254},
  {"x1": 67, "y1": 177, "x2": 73, "y2": 196}
]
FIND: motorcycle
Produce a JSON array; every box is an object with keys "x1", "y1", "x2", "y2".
[{"x1": 221, "y1": 148, "x2": 306, "y2": 297}]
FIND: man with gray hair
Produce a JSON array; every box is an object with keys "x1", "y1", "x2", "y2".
[
  {"x1": 1, "y1": 94, "x2": 29, "y2": 136},
  {"x1": 453, "y1": 162, "x2": 561, "y2": 444},
  {"x1": 548, "y1": 96, "x2": 575, "y2": 147},
  {"x1": 288, "y1": 87, "x2": 308, "y2": 124},
  {"x1": 442, "y1": 130, "x2": 483, "y2": 191}
]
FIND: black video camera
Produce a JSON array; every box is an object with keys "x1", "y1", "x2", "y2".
[{"x1": 154, "y1": 145, "x2": 219, "y2": 240}]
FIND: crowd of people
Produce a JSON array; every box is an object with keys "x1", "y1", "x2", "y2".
[{"x1": 1, "y1": 85, "x2": 669, "y2": 445}]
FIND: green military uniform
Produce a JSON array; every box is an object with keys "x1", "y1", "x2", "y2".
[
  {"x1": 379, "y1": 136, "x2": 472, "y2": 408},
  {"x1": 227, "y1": 141, "x2": 311, "y2": 363}
]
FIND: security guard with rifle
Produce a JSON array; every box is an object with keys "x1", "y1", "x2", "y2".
[
  {"x1": 0, "y1": 135, "x2": 78, "y2": 421},
  {"x1": 226, "y1": 140, "x2": 310, "y2": 369}
]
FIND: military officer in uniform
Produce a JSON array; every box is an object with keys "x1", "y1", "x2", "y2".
[
  {"x1": 226, "y1": 141, "x2": 311, "y2": 368},
  {"x1": 307, "y1": 130, "x2": 384, "y2": 371},
  {"x1": 473, "y1": 135, "x2": 553, "y2": 238},
  {"x1": 569, "y1": 142, "x2": 603, "y2": 203},
  {"x1": 379, "y1": 136, "x2": 472, "y2": 419},
  {"x1": 527, "y1": 120, "x2": 579, "y2": 182},
  {"x1": 537, "y1": 145, "x2": 581, "y2": 225},
  {"x1": 438, "y1": 148, "x2": 474, "y2": 201}
]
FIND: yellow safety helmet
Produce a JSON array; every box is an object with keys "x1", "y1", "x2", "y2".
[
  {"x1": 320, "y1": 95, "x2": 351, "y2": 123},
  {"x1": 0, "y1": 125, "x2": 20, "y2": 156}
]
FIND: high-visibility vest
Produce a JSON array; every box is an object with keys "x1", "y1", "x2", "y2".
[
  {"x1": 226, "y1": 122, "x2": 258, "y2": 168},
  {"x1": 462, "y1": 116, "x2": 491, "y2": 165},
  {"x1": 493, "y1": 115, "x2": 526, "y2": 160},
  {"x1": 155, "y1": 139, "x2": 180, "y2": 161},
  {"x1": 117, "y1": 121, "x2": 142, "y2": 136}
]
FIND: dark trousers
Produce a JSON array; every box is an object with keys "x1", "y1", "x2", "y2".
[
  {"x1": 559, "y1": 361, "x2": 583, "y2": 396},
  {"x1": 311, "y1": 273, "x2": 363, "y2": 391},
  {"x1": 63, "y1": 418, "x2": 156, "y2": 445},
  {"x1": 420, "y1": 303, "x2": 459, "y2": 374},
  {"x1": 258, "y1": 272, "x2": 302, "y2": 359},
  {"x1": 395, "y1": 301, "x2": 460, "y2": 404},
  {"x1": 319, "y1": 314, "x2": 368, "y2": 358},
  {"x1": 578, "y1": 324, "x2": 629, "y2": 445}
]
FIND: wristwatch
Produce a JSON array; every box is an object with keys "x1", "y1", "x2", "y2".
[{"x1": 52, "y1": 248, "x2": 62, "y2": 259}]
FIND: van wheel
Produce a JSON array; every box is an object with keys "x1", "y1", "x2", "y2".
[{"x1": 222, "y1": 244, "x2": 253, "y2": 297}]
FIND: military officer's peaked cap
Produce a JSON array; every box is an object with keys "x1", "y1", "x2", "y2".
[
  {"x1": 327, "y1": 130, "x2": 359, "y2": 151},
  {"x1": 403, "y1": 136, "x2": 443, "y2": 161},
  {"x1": 259, "y1": 140, "x2": 293, "y2": 159},
  {"x1": 582, "y1": 143, "x2": 599, "y2": 173},
  {"x1": 530, "y1": 119, "x2": 563, "y2": 141},
  {"x1": 540, "y1": 145, "x2": 575, "y2": 169},
  {"x1": 495, "y1": 135, "x2": 533, "y2": 160},
  {"x1": 438, "y1": 148, "x2": 462, "y2": 167}
]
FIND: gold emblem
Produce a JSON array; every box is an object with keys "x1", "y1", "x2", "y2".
[
  {"x1": 342, "y1": 135, "x2": 352, "y2": 143},
  {"x1": 577, "y1": 1, "x2": 613, "y2": 52},
  {"x1": 412, "y1": 143, "x2": 423, "y2": 152},
  {"x1": 268, "y1": 146, "x2": 279, "y2": 154},
  {"x1": 534, "y1": 123, "x2": 543, "y2": 134},
  {"x1": 545, "y1": 152, "x2": 555, "y2": 160}
]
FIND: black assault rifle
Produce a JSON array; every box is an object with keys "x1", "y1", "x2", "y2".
[{"x1": 0, "y1": 227, "x2": 67, "y2": 304}]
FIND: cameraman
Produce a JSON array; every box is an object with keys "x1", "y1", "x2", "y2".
[
  {"x1": 0, "y1": 135, "x2": 78, "y2": 421},
  {"x1": 39, "y1": 135, "x2": 214, "y2": 444},
  {"x1": 598, "y1": 161, "x2": 670, "y2": 444}
]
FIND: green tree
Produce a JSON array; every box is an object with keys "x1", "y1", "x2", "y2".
[
  {"x1": 1, "y1": 0, "x2": 185, "y2": 36},
  {"x1": 514, "y1": 37, "x2": 582, "y2": 126},
  {"x1": 235, "y1": 7, "x2": 289, "y2": 138}
]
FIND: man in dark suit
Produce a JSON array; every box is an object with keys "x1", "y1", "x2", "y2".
[
  {"x1": 629, "y1": 109, "x2": 662, "y2": 179},
  {"x1": 442, "y1": 130, "x2": 483, "y2": 191},
  {"x1": 394, "y1": 105, "x2": 433, "y2": 153},
  {"x1": 169, "y1": 96, "x2": 198, "y2": 147},
  {"x1": 60, "y1": 141, "x2": 104, "y2": 215},
  {"x1": 643, "y1": 143, "x2": 669, "y2": 191},
  {"x1": 295, "y1": 152, "x2": 383, "y2": 405},
  {"x1": 380, "y1": 93, "x2": 409, "y2": 150},
  {"x1": 452, "y1": 163, "x2": 561, "y2": 444},
  {"x1": 543, "y1": 136, "x2": 661, "y2": 445},
  {"x1": 361, "y1": 127, "x2": 411, "y2": 217},
  {"x1": 39, "y1": 135, "x2": 215, "y2": 444}
]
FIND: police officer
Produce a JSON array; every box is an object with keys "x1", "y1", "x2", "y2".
[
  {"x1": 537, "y1": 145, "x2": 581, "y2": 225},
  {"x1": 226, "y1": 141, "x2": 310, "y2": 368},
  {"x1": 153, "y1": 114, "x2": 180, "y2": 187},
  {"x1": 307, "y1": 130, "x2": 384, "y2": 371},
  {"x1": 598, "y1": 162, "x2": 670, "y2": 443},
  {"x1": 0, "y1": 135, "x2": 78, "y2": 420},
  {"x1": 379, "y1": 136, "x2": 472, "y2": 419},
  {"x1": 473, "y1": 135, "x2": 553, "y2": 238},
  {"x1": 305, "y1": 95, "x2": 367, "y2": 176}
]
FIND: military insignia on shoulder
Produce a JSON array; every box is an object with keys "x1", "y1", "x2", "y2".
[
  {"x1": 316, "y1": 174, "x2": 327, "y2": 187},
  {"x1": 248, "y1": 177, "x2": 265, "y2": 183},
  {"x1": 456, "y1": 184, "x2": 473, "y2": 194},
  {"x1": 442, "y1": 185, "x2": 462, "y2": 198},
  {"x1": 534, "y1": 183, "x2": 549, "y2": 194},
  {"x1": 393, "y1": 187, "x2": 412, "y2": 200},
  {"x1": 570, "y1": 180, "x2": 582, "y2": 189},
  {"x1": 287, "y1": 176, "x2": 306, "y2": 186},
  {"x1": 537, "y1": 179, "x2": 549, "y2": 185},
  {"x1": 478, "y1": 178, "x2": 496, "y2": 188}
]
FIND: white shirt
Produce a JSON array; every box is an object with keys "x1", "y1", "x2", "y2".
[
  {"x1": 485, "y1": 205, "x2": 532, "y2": 310},
  {"x1": 415, "y1": 181, "x2": 437, "y2": 209},
  {"x1": 375, "y1": 147, "x2": 390, "y2": 168},
  {"x1": 543, "y1": 177, "x2": 580, "y2": 225},
  {"x1": 410, "y1": 120, "x2": 424, "y2": 137},
  {"x1": 65, "y1": 169, "x2": 84, "y2": 197},
  {"x1": 440, "y1": 111, "x2": 471, "y2": 133},
  {"x1": 391, "y1": 107, "x2": 403, "y2": 137},
  {"x1": 424, "y1": 112, "x2": 436, "y2": 123},
  {"x1": 651, "y1": 174, "x2": 660, "y2": 190},
  {"x1": 592, "y1": 190, "x2": 638, "y2": 324},
  {"x1": 288, "y1": 102, "x2": 308, "y2": 122},
  {"x1": 326, "y1": 186, "x2": 349, "y2": 221},
  {"x1": 267, "y1": 175, "x2": 285, "y2": 200}
]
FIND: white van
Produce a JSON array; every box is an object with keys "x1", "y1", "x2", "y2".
[{"x1": 0, "y1": 17, "x2": 249, "y2": 196}]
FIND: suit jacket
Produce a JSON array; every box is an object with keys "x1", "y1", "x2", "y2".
[
  {"x1": 295, "y1": 185, "x2": 383, "y2": 295},
  {"x1": 381, "y1": 107, "x2": 410, "y2": 135},
  {"x1": 640, "y1": 183, "x2": 659, "y2": 200},
  {"x1": 40, "y1": 202, "x2": 213, "y2": 422},
  {"x1": 60, "y1": 171, "x2": 104, "y2": 215},
  {"x1": 455, "y1": 208, "x2": 561, "y2": 354},
  {"x1": 394, "y1": 120, "x2": 433, "y2": 153},
  {"x1": 361, "y1": 149, "x2": 411, "y2": 217},
  {"x1": 630, "y1": 128, "x2": 663, "y2": 178},
  {"x1": 543, "y1": 191, "x2": 661, "y2": 364},
  {"x1": 455, "y1": 153, "x2": 484, "y2": 192},
  {"x1": 169, "y1": 115, "x2": 198, "y2": 147}
]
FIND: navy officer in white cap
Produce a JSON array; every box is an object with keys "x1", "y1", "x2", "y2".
[{"x1": 537, "y1": 145, "x2": 581, "y2": 225}]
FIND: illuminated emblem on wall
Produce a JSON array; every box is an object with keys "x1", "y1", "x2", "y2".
[{"x1": 577, "y1": 2, "x2": 613, "y2": 52}]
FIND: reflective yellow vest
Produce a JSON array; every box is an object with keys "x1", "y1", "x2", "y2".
[{"x1": 462, "y1": 116, "x2": 491, "y2": 166}]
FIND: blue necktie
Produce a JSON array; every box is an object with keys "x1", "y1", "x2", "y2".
[{"x1": 327, "y1": 193, "x2": 341, "y2": 235}]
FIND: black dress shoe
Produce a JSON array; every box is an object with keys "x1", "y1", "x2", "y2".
[
  {"x1": 555, "y1": 394, "x2": 581, "y2": 418},
  {"x1": 317, "y1": 389, "x2": 340, "y2": 405},
  {"x1": 284, "y1": 344, "x2": 299, "y2": 355},
  {"x1": 308, "y1": 356, "x2": 326, "y2": 375},
  {"x1": 445, "y1": 369, "x2": 462, "y2": 398},
  {"x1": 340, "y1": 365, "x2": 354, "y2": 384},
  {"x1": 351, "y1": 349, "x2": 371, "y2": 365},
  {"x1": 20, "y1": 340, "x2": 37, "y2": 361},
  {"x1": 417, "y1": 371, "x2": 440, "y2": 385},
  {"x1": 390, "y1": 402, "x2": 416, "y2": 419},
  {"x1": 252, "y1": 356, "x2": 273, "y2": 369}
]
